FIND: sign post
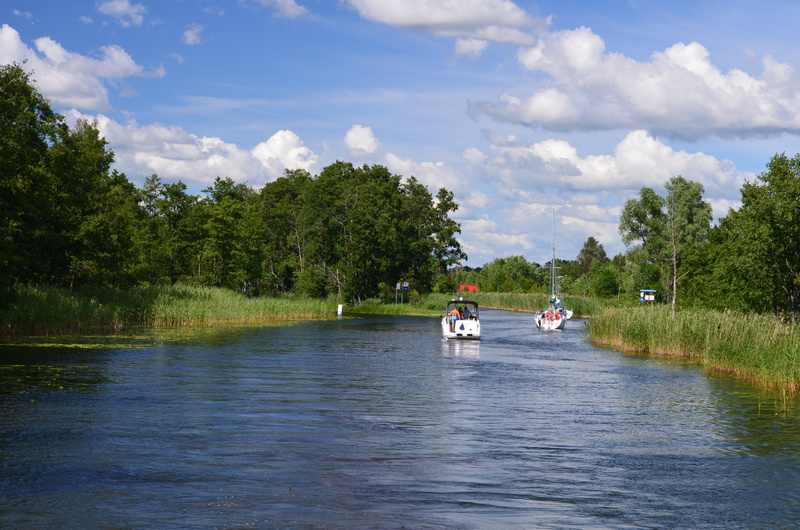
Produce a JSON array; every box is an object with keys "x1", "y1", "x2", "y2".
[
  {"x1": 402, "y1": 282, "x2": 409, "y2": 304},
  {"x1": 639, "y1": 289, "x2": 656, "y2": 303}
]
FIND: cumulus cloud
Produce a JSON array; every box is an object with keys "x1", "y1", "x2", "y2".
[
  {"x1": 182, "y1": 23, "x2": 204, "y2": 45},
  {"x1": 0, "y1": 24, "x2": 163, "y2": 112},
  {"x1": 65, "y1": 112, "x2": 322, "y2": 189},
  {"x1": 384, "y1": 152, "x2": 460, "y2": 191},
  {"x1": 471, "y1": 26, "x2": 800, "y2": 140},
  {"x1": 344, "y1": 124, "x2": 379, "y2": 158},
  {"x1": 343, "y1": 0, "x2": 545, "y2": 49},
  {"x1": 98, "y1": 0, "x2": 147, "y2": 27},
  {"x1": 64, "y1": 110, "x2": 267, "y2": 187},
  {"x1": 466, "y1": 130, "x2": 752, "y2": 200},
  {"x1": 251, "y1": 130, "x2": 319, "y2": 180},
  {"x1": 250, "y1": 0, "x2": 309, "y2": 18}
]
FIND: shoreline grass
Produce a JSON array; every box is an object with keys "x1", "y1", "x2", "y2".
[
  {"x1": 586, "y1": 305, "x2": 800, "y2": 393},
  {"x1": 351, "y1": 292, "x2": 616, "y2": 317},
  {"x1": 0, "y1": 284, "x2": 339, "y2": 337}
]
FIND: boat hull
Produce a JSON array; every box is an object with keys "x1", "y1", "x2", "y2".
[
  {"x1": 534, "y1": 311, "x2": 566, "y2": 330},
  {"x1": 441, "y1": 315, "x2": 481, "y2": 339}
]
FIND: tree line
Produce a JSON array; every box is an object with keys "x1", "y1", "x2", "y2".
[
  {"x1": 0, "y1": 63, "x2": 466, "y2": 304},
  {"x1": 458, "y1": 162, "x2": 800, "y2": 324},
  {"x1": 4, "y1": 62, "x2": 799, "y2": 322}
]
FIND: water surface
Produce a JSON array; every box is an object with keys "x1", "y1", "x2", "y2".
[{"x1": 2, "y1": 310, "x2": 800, "y2": 528}]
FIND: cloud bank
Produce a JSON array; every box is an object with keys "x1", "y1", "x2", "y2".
[{"x1": 472, "y1": 26, "x2": 800, "y2": 140}]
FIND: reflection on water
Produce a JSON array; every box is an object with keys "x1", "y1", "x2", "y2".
[
  {"x1": 442, "y1": 337, "x2": 480, "y2": 357},
  {"x1": 2, "y1": 311, "x2": 800, "y2": 528}
]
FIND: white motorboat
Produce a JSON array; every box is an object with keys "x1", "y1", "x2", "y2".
[{"x1": 441, "y1": 299, "x2": 480, "y2": 340}]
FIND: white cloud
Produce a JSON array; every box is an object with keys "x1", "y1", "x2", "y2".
[
  {"x1": 64, "y1": 110, "x2": 268, "y2": 187},
  {"x1": 344, "y1": 124, "x2": 378, "y2": 157},
  {"x1": 0, "y1": 24, "x2": 163, "y2": 112},
  {"x1": 344, "y1": 0, "x2": 544, "y2": 47},
  {"x1": 251, "y1": 130, "x2": 319, "y2": 180},
  {"x1": 384, "y1": 152, "x2": 460, "y2": 191},
  {"x1": 469, "y1": 129, "x2": 751, "y2": 198},
  {"x1": 472, "y1": 26, "x2": 800, "y2": 140},
  {"x1": 455, "y1": 38, "x2": 488, "y2": 58},
  {"x1": 182, "y1": 23, "x2": 204, "y2": 45},
  {"x1": 250, "y1": 0, "x2": 309, "y2": 18},
  {"x1": 13, "y1": 10, "x2": 32, "y2": 19},
  {"x1": 98, "y1": 0, "x2": 147, "y2": 27}
]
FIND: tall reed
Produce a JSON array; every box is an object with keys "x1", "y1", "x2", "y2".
[
  {"x1": 430, "y1": 292, "x2": 618, "y2": 316},
  {"x1": 0, "y1": 284, "x2": 339, "y2": 336},
  {"x1": 586, "y1": 306, "x2": 800, "y2": 392}
]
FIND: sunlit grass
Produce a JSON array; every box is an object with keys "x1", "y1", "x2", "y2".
[
  {"x1": 0, "y1": 284, "x2": 339, "y2": 336},
  {"x1": 351, "y1": 291, "x2": 618, "y2": 317},
  {"x1": 586, "y1": 305, "x2": 800, "y2": 393}
]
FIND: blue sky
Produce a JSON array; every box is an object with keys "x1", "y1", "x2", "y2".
[{"x1": 4, "y1": 0, "x2": 800, "y2": 267}]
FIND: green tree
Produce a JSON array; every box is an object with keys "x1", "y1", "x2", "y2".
[
  {"x1": 572, "y1": 236, "x2": 608, "y2": 279},
  {"x1": 476, "y1": 255, "x2": 543, "y2": 292},
  {"x1": 619, "y1": 187, "x2": 667, "y2": 266},
  {"x1": 0, "y1": 63, "x2": 61, "y2": 295},
  {"x1": 664, "y1": 176, "x2": 712, "y2": 316},
  {"x1": 432, "y1": 188, "x2": 467, "y2": 274},
  {"x1": 45, "y1": 119, "x2": 118, "y2": 288},
  {"x1": 259, "y1": 169, "x2": 314, "y2": 294},
  {"x1": 620, "y1": 177, "x2": 711, "y2": 317},
  {"x1": 200, "y1": 177, "x2": 254, "y2": 288},
  {"x1": 717, "y1": 153, "x2": 800, "y2": 322},
  {"x1": 589, "y1": 261, "x2": 618, "y2": 297}
]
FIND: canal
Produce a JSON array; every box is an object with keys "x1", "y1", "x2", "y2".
[{"x1": 2, "y1": 309, "x2": 800, "y2": 528}]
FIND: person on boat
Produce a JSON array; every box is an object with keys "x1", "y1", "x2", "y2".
[
  {"x1": 449, "y1": 306, "x2": 462, "y2": 331},
  {"x1": 461, "y1": 306, "x2": 472, "y2": 320}
]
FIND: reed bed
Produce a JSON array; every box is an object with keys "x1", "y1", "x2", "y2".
[
  {"x1": 0, "y1": 284, "x2": 339, "y2": 336},
  {"x1": 434, "y1": 292, "x2": 615, "y2": 316},
  {"x1": 353, "y1": 292, "x2": 614, "y2": 317},
  {"x1": 586, "y1": 305, "x2": 800, "y2": 392}
]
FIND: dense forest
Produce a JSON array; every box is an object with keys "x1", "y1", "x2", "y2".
[
  {"x1": 3, "y1": 62, "x2": 800, "y2": 323},
  {"x1": 0, "y1": 63, "x2": 466, "y2": 304}
]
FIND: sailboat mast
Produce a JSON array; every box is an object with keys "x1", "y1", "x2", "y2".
[{"x1": 551, "y1": 208, "x2": 556, "y2": 297}]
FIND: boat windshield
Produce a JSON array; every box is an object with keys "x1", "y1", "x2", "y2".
[{"x1": 446, "y1": 301, "x2": 479, "y2": 319}]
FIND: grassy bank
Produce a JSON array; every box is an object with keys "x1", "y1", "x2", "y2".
[
  {"x1": 0, "y1": 284, "x2": 339, "y2": 336},
  {"x1": 351, "y1": 292, "x2": 616, "y2": 316},
  {"x1": 587, "y1": 305, "x2": 800, "y2": 393}
]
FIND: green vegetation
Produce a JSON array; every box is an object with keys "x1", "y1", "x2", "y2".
[
  {"x1": 587, "y1": 306, "x2": 800, "y2": 393},
  {"x1": 0, "y1": 284, "x2": 338, "y2": 336},
  {"x1": 0, "y1": 64, "x2": 464, "y2": 307}
]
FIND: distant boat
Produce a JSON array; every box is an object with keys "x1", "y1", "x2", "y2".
[
  {"x1": 442, "y1": 299, "x2": 481, "y2": 340},
  {"x1": 535, "y1": 210, "x2": 568, "y2": 330}
]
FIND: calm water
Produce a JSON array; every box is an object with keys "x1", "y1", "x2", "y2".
[{"x1": 2, "y1": 310, "x2": 800, "y2": 528}]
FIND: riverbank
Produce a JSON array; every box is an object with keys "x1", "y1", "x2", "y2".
[
  {"x1": 0, "y1": 284, "x2": 338, "y2": 336},
  {"x1": 352, "y1": 292, "x2": 612, "y2": 317},
  {"x1": 0, "y1": 287, "x2": 622, "y2": 336},
  {"x1": 586, "y1": 305, "x2": 800, "y2": 393}
]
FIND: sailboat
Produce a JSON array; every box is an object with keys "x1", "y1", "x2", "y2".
[{"x1": 534, "y1": 210, "x2": 568, "y2": 330}]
